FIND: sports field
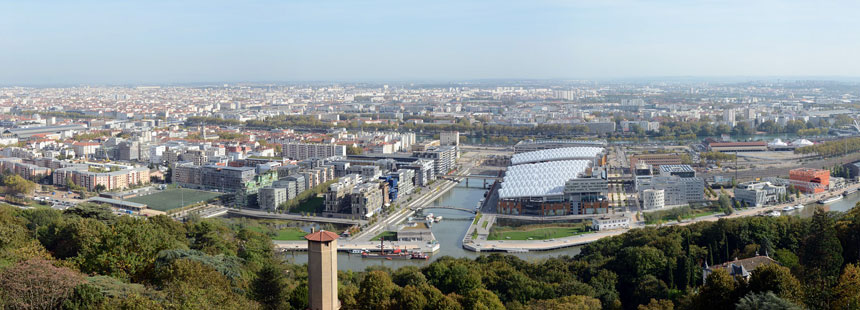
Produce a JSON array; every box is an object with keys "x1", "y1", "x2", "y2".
[{"x1": 127, "y1": 188, "x2": 222, "y2": 211}]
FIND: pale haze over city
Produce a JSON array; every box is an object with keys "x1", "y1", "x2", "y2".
[
  {"x1": 2, "y1": 0, "x2": 860, "y2": 83},
  {"x1": 2, "y1": 1, "x2": 860, "y2": 310}
]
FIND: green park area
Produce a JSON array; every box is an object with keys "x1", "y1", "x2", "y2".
[
  {"x1": 127, "y1": 188, "x2": 222, "y2": 211},
  {"x1": 371, "y1": 231, "x2": 398, "y2": 241},
  {"x1": 247, "y1": 226, "x2": 307, "y2": 241},
  {"x1": 488, "y1": 223, "x2": 591, "y2": 241},
  {"x1": 642, "y1": 205, "x2": 720, "y2": 225}
]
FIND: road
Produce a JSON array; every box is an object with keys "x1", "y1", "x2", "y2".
[{"x1": 351, "y1": 154, "x2": 484, "y2": 241}]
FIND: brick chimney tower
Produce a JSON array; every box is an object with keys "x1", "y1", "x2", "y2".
[{"x1": 304, "y1": 229, "x2": 339, "y2": 310}]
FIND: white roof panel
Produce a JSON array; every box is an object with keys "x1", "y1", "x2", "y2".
[
  {"x1": 498, "y1": 160, "x2": 591, "y2": 199},
  {"x1": 510, "y1": 147, "x2": 604, "y2": 165}
]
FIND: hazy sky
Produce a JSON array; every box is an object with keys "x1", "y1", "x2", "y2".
[{"x1": 2, "y1": 0, "x2": 859, "y2": 84}]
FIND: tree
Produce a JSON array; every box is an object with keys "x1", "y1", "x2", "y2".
[
  {"x1": 159, "y1": 258, "x2": 260, "y2": 309},
  {"x1": 463, "y1": 288, "x2": 504, "y2": 310},
  {"x1": 358, "y1": 270, "x2": 396, "y2": 310},
  {"x1": 63, "y1": 203, "x2": 118, "y2": 223},
  {"x1": 63, "y1": 283, "x2": 106, "y2": 310},
  {"x1": 694, "y1": 269, "x2": 738, "y2": 310},
  {"x1": 346, "y1": 146, "x2": 364, "y2": 155},
  {"x1": 392, "y1": 265, "x2": 428, "y2": 287},
  {"x1": 718, "y1": 194, "x2": 731, "y2": 210},
  {"x1": 4, "y1": 174, "x2": 36, "y2": 197},
  {"x1": 832, "y1": 264, "x2": 860, "y2": 309},
  {"x1": 638, "y1": 299, "x2": 673, "y2": 310},
  {"x1": 394, "y1": 285, "x2": 428, "y2": 310},
  {"x1": 735, "y1": 291, "x2": 802, "y2": 310},
  {"x1": 76, "y1": 216, "x2": 186, "y2": 282},
  {"x1": 801, "y1": 207, "x2": 843, "y2": 282},
  {"x1": 93, "y1": 184, "x2": 106, "y2": 193},
  {"x1": 0, "y1": 258, "x2": 83, "y2": 310},
  {"x1": 525, "y1": 295, "x2": 601, "y2": 310},
  {"x1": 251, "y1": 264, "x2": 291, "y2": 310},
  {"x1": 747, "y1": 264, "x2": 803, "y2": 305},
  {"x1": 632, "y1": 275, "x2": 669, "y2": 307},
  {"x1": 772, "y1": 249, "x2": 799, "y2": 270}
]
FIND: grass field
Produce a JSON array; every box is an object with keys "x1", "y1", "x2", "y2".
[
  {"x1": 371, "y1": 231, "x2": 397, "y2": 241},
  {"x1": 127, "y1": 188, "x2": 222, "y2": 211},
  {"x1": 488, "y1": 225, "x2": 590, "y2": 241},
  {"x1": 269, "y1": 227, "x2": 308, "y2": 241},
  {"x1": 246, "y1": 225, "x2": 308, "y2": 241}
]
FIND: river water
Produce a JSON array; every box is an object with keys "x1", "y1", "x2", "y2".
[
  {"x1": 283, "y1": 183, "x2": 860, "y2": 271},
  {"x1": 284, "y1": 183, "x2": 582, "y2": 271}
]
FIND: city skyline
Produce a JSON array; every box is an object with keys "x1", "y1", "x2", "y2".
[{"x1": 3, "y1": 0, "x2": 860, "y2": 84}]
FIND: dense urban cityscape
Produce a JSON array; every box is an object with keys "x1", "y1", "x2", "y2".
[
  {"x1": 0, "y1": 80, "x2": 860, "y2": 309},
  {"x1": 3, "y1": 0, "x2": 860, "y2": 309}
]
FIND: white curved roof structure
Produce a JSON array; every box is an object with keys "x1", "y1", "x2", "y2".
[
  {"x1": 510, "y1": 147, "x2": 604, "y2": 165},
  {"x1": 791, "y1": 139, "x2": 813, "y2": 147},
  {"x1": 498, "y1": 160, "x2": 590, "y2": 199},
  {"x1": 768, "y1": 138, "x2": 788, "y2": 147}
]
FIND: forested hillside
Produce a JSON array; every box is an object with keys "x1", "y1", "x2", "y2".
[{"x1": 1, "y1": 202, "x2": 859, "y2": 309}]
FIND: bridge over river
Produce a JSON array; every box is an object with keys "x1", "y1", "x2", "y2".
[{"x1": 414, "y1": 206, "x2": 477, "y2": 213}]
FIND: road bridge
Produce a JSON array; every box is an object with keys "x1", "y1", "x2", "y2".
[{"x1": 415, "y1": 206, "x2": 477, "y2": 213}]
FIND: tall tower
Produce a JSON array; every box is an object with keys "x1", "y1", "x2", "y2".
[{"x1": 305, "y1": 229, "x2": 339, "y2": 310}]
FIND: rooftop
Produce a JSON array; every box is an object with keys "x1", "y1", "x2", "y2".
[
  {"x1": 659, "y1": 165, "x2": 695, "y2": 173},
  {"x1": 510, "y1": 146, "x2": 604, "y2": 165},
  {"x1": 304, "y1": 230, "x2": 339, "y2": 242},
  {"x1": 499, "y1": 160, "x2": 591, "y2": 199}
]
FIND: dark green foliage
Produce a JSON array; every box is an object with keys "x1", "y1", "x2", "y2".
[
  {"x1": 63, "y1": 203, "x2": 118, "y2": 223},
  {"x1": 63, "y1": 283, "x2": 106, "y2": 310},
  {"x1": 4, "y1": 195, "x2": 860, "y2": 310},
  {"x1": 735, "y1": 291, "x2": 802, "y2": 310},
  {"x1": 801, "y1": 207, "x2": 843, "y2": 282},
  {"x1": 251, "y1": 264, "x2": 291, "y2": 310},
  {"x1": 154, "y1": 249, "x2": 244, "y2": 281}
]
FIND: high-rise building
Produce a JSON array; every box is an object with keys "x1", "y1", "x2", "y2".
[
  {"x1": 440, "y1": 131, "x2": 460, "y2": 147},
  {"x1": 305, "y1": 230, "x2": 339, "y2": 310},
  {"x1": 723, "y1": 109, "x2": 736, "y2": 127}
]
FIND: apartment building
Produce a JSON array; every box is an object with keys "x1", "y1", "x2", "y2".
[{"x1": 283, "y1": 143, "x2": 346, "y2": 160}]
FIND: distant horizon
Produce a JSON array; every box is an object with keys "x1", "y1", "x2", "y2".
[
  {"x1": 3, "y1": 1, "x2": 860, "y2": 85},
  {"x1": 5, "y1": 75, "x2": 860, "y2": 88}
]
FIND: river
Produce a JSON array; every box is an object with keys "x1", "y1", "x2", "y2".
[
  {"x1": 283, "y1": 183, "x2": 583, "y2": 271},
  {"x1": 282, "y1": 183, "x2": 860, "y2": 271}
]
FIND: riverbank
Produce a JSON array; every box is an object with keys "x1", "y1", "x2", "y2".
[
  {"x1": 461, "y1": 181, "x2": 860, "y2": 252},
  {"x1": 274, "y1": 240, "x2": 441, "y2": 254}
]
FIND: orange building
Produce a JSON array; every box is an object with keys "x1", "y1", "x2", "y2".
[{"x1": 789, "y1": 168, "x2": 830, "y2": 193}]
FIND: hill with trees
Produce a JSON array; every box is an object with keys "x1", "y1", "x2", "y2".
[{"x1": 0, "y1": 202, "x2": 859, "y2": 309}]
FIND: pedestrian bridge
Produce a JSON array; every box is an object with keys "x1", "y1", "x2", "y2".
[{"x1": 414, "y1": 206, "x2": 477, "y2": 213}]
